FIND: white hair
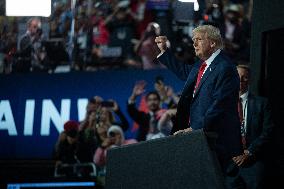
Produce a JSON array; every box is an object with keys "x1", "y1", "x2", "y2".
[
  {"x1": 192, "y1": 25, "x2": 224, "y2": 50},
  {"x1": 107, "y1": 125, "x2": 125, "y2": 141}
]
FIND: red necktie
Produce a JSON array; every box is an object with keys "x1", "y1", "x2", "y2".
[
  {"x1": 194, "y1": 62, "x2": 207, "y2": 94},
  {"x1": 238, "y1": 98, "x2": 247, "y2": 149},
  {"x1": 188, "y1": 62, "x2": 207, "y2": 125}
]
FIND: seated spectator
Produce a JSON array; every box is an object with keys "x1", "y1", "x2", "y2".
[
  {"x1": 54, "y1": 120, "x2": 80, "y2": 167},
  {"x1": 54, "y1": 120, "x2": 97, "y2": 177}
]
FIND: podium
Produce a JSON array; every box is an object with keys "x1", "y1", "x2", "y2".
[{"x1": 105, "y1": 130, "x2": 225, "y2": 189}]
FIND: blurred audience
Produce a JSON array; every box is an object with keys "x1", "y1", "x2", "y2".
[
  {"x1": 220, "y1": 4, "x2": 247, "y2": 63},
  {"x1": 0, "y1": 0, "x2": 253, "y2": 74},
  {"x1": 134, "y1": 22, "x2": 165, "y2": 70}
]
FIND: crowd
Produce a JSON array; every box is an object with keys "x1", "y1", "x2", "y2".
[
  {"x1": 53, "y1": 60, "x2": 275, "y2": 189},
  {"x1": 0, "y1": 0, "x2": 252, "y2": 74},
  {"x1": 53, "y1": 76, "x2": 180, "y2": 185},
  {"x1": 2, "y1": 1, "x2": 273, "y2": 189}
]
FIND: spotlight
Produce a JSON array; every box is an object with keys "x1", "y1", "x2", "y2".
[
  {"x1": 6, "y1": 0, "x2": 51, "y2": 17},
  {"x1": 178, "y1": 0, "x2": 199, "y2": 11}
]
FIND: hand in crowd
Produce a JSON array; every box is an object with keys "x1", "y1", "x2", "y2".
[
  {"x1": 108, "y1": 99, "x2": 119, "y2": 112},
  {"x1": 92, "y1": 96, "x2": 103, "y2": 110},
  {"x1": 157, "y1": 109, "x2": 177, "y2": 129},
  {"x1": 87, "y1": 96, "x2": 103, "y2": 112},
  {"x1": 165, "y1": 109, "x2": 177, "y2": 117},
  {"x1": 101, "y1": 138, "x2": 113, "y2": 149},
  {"x1": 130, "y1": 80, "x2": 147, "y2": 101}
]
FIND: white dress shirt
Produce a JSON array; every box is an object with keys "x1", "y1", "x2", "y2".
[
  {"x1": 240, "y1": 91, "x2": 248, "y2": 133},
  {"x1": 202, "y1": 49, "x2": 221, "y2": 75}
]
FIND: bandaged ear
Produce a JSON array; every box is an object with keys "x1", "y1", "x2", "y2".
[{"x1": 211, "y1": 42, "x2": 216, "y2": 48}]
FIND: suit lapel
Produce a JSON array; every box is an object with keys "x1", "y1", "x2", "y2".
[
  {"x1": 193, "y1": 60, "x2": 218, "y2": 98},
  {"x1": 246, "y1": 94, "x2": 254, "y2": 136},
  {"x1": 181, "y1": 62, "x2": 200, "y2": 96}
]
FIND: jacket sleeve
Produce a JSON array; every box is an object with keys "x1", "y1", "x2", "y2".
[
  {"x1": 155, "y1": 49, "x2": 193, "y2": 81},
  {"x1": 114, "y1": 108, "x2": 130, "y2": 131},
  {"x1": 126, "y1": 102, "x2": 148, "y2": 126},
  {"x1": 248, "y1": 99, "x2": 275, "y2": 156}
]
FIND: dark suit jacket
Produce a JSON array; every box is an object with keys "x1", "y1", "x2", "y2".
[
  {"x1": 127, "y1": 103, "x2": 152, "y2": 141},
  {"x1": 245, "y1": 93, "x2": 274, "y2": 160},
  {"x1": 19, "y1": 33, "x2": 33, "y2": 57},
  {"x1": 156, "y1": 49, "x2": 243, "y2": 163}
]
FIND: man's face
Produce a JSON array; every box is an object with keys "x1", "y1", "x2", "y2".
[
  {"x1": 225, "y1": 11, "x2": 238, "y2": 24},
  {"x1": 192, "y1": 32, "x2": 214, "y2": 60},
  {"x1": 29, "y1": 20, "x2": 40, "y2": 36},
  {"x1": 146, "y1": 94, "x2": 160, "y2": 111},
  {"x1": 237, "y1": 67, "x2": 249, "y2": 94}
]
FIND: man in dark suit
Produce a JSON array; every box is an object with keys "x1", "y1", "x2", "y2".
[
  {"x1": 227, "y1": 64, "x2": 275, "y2": 189},
  {"x1": 127, "y1": 81, "x2": 162, "y2": 141},
  {"x1": 18, "y1": 17, "x2": 46, "y2": 72},
  {"x1": 154, "y1": 25, "x2": 242, "y2": 172}
]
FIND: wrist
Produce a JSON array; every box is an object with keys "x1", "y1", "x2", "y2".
[
  {"x1": 248, "y1": 150, "x2": 253, "y2": 157},
  {"x1": 245, "y1": 149, "x2": 253, "y2": 157}
]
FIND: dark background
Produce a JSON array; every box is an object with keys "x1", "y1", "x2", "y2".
[{"x1": 251, "y1": 0, "x2": 284, "y2": 186}]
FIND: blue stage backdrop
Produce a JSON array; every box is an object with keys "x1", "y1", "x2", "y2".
[{"x1": 0, "y1": 69, "x2": 183, "y2": 159}]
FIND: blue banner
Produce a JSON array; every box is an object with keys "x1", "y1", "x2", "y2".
[{"x1": 0, "y1": 69, "x2": 183, "y2": 159}]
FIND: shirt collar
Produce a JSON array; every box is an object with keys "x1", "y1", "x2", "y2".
[
  {"x1": 149, "y1": 111, "x2": 155, "y2": 116},
  {"x1": 240, "y1": 91, "x2": 249, "y2": 101},
  {"x1": 204, "y1": 49, "x2": 221, "y2": 67}
]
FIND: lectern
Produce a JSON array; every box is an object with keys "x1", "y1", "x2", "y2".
[{"x1": 105, "y1": 130, "x2": 225, "y2": 189}]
